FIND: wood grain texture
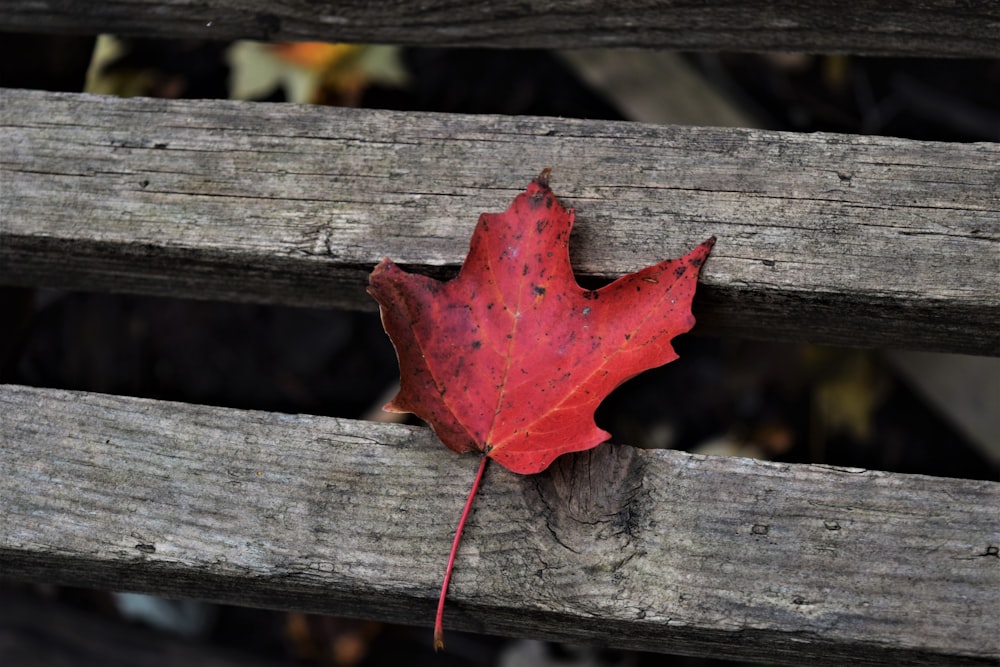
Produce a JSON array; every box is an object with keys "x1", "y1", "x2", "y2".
[
  {"x1": 2, "y1": 384, "x2": 998, "y2": 665},
  {"x1": 1, "y1": 1, "x2": 999, "y2": 56},
  {"x1": 2, "y1": 89, "x2": 998, "y2": 355}
]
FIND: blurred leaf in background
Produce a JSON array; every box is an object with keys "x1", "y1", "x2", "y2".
[
  {"x1": 85, "y1": 34, "x2": 159, "y2": 97},
  {"x1": 804, "y1": 347, "x2": 890, "y2": 460},
  {"x1": 85, "y1": 35, "x2": 230, "y2": 99},
  {"x1": 227, "y1": 41, "x2": 408, "y2": 105},
  {"x1": 284, "y1": 612, "x2": 382, "y2": 667}
]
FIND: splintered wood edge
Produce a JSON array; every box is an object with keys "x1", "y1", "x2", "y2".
[
  {"x1": 3, "y1": 90, "x2": 998, "y2": 355},
  {"x1": 2, "y1": 385, "x2": 997, "y2": 665}
]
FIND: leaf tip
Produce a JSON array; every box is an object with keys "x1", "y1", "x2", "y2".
[
  {"x1": 689, "y1": 236, "x2": 717, "y2": 267},
  {"x1": 368, "y1": 257, "x2": 395, "y2": 282},
  {"x1": 433, "y1": 631, "x2": 445, "y2": 652},
  {"x1": 382, "y1": 400, "x2": 406, "y2": 414},
  {"x1": 533, "y1": 167, "x2": 553, "y2": 189}
]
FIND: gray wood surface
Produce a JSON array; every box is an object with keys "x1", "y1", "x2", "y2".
[
  {"x1": 1, "y1": 1, "x2": 999, "y2": 56},
  {"x1": 2, "y1": 89, "x2": 998, "y2": 355},
  {"x1": 2, "y1": 384, "x2": 998, "y2": 665}
]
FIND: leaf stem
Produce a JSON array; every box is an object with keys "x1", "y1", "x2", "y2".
[{"x1": 434, "y1": 453, "x2": 490, "y2": 651}]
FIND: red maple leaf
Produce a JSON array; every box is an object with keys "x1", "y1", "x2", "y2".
[{"x1": 368, "y1": 169, "x2": 714, "y2": 649}]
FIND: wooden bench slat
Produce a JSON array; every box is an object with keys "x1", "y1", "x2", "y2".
[
  {"x1": 3, "y1": 89, "x2": 998, "y2": 354},
  {"x1": 1, "y1": 384, "x2": 998, "y2": 665},
  {"x1": 1, "y1": 1, "x2": 1000, "y2": 57}
]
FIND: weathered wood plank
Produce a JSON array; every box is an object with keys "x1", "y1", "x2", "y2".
[
  {"x1": 1, "y1": 89, "x2": 998, "y2": 355},
  {"x1": 1, "y1": 1, "x2": 999, "y2": 56},
  {"x1": 1, "y1": 384, "x2": 998, "y2": 665}
]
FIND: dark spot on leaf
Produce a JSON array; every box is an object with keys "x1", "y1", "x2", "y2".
[
  {"x1": 532, "y1": 284, "x2": 546, "y2": 296},
  {"x1": 674, "y1": 266, "x2": 686, "y2": 278},
  {"x1": 583, "y1": 291, "x2": 599, "y2": 300},
  {"x1": 545, "y1": 196, "x2": 553, "y2": 209},
  {"x1": 691, "y1": 257, "x2": 704, "y2": 267},
  {"x1": 522, "y1": 263, "x2": 529, "y2": 277},
  {"x1": 624, "y1": 333, "x2": 631, "y2": 341},
  {"x1": 471, "y1": 340, "x2": 482, "y2": 349},
  {"x1": 536, "y1": 218, "x2": 548, "y2": 233}
]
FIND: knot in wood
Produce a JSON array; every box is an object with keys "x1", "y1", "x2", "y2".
[{"x1": 530, "y1": 444, "x2": 646, "y2": 556}]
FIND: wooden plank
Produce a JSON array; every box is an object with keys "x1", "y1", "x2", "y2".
[
  {"x1": 1, "y1": 384, "x2": 998, "y2": 665},
  {"x1": 1, "y1": 1, "x2": 999, "y2": 57},
  {"x1": 2, "y1": 88, "x2": 998, "y2": 355}
]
